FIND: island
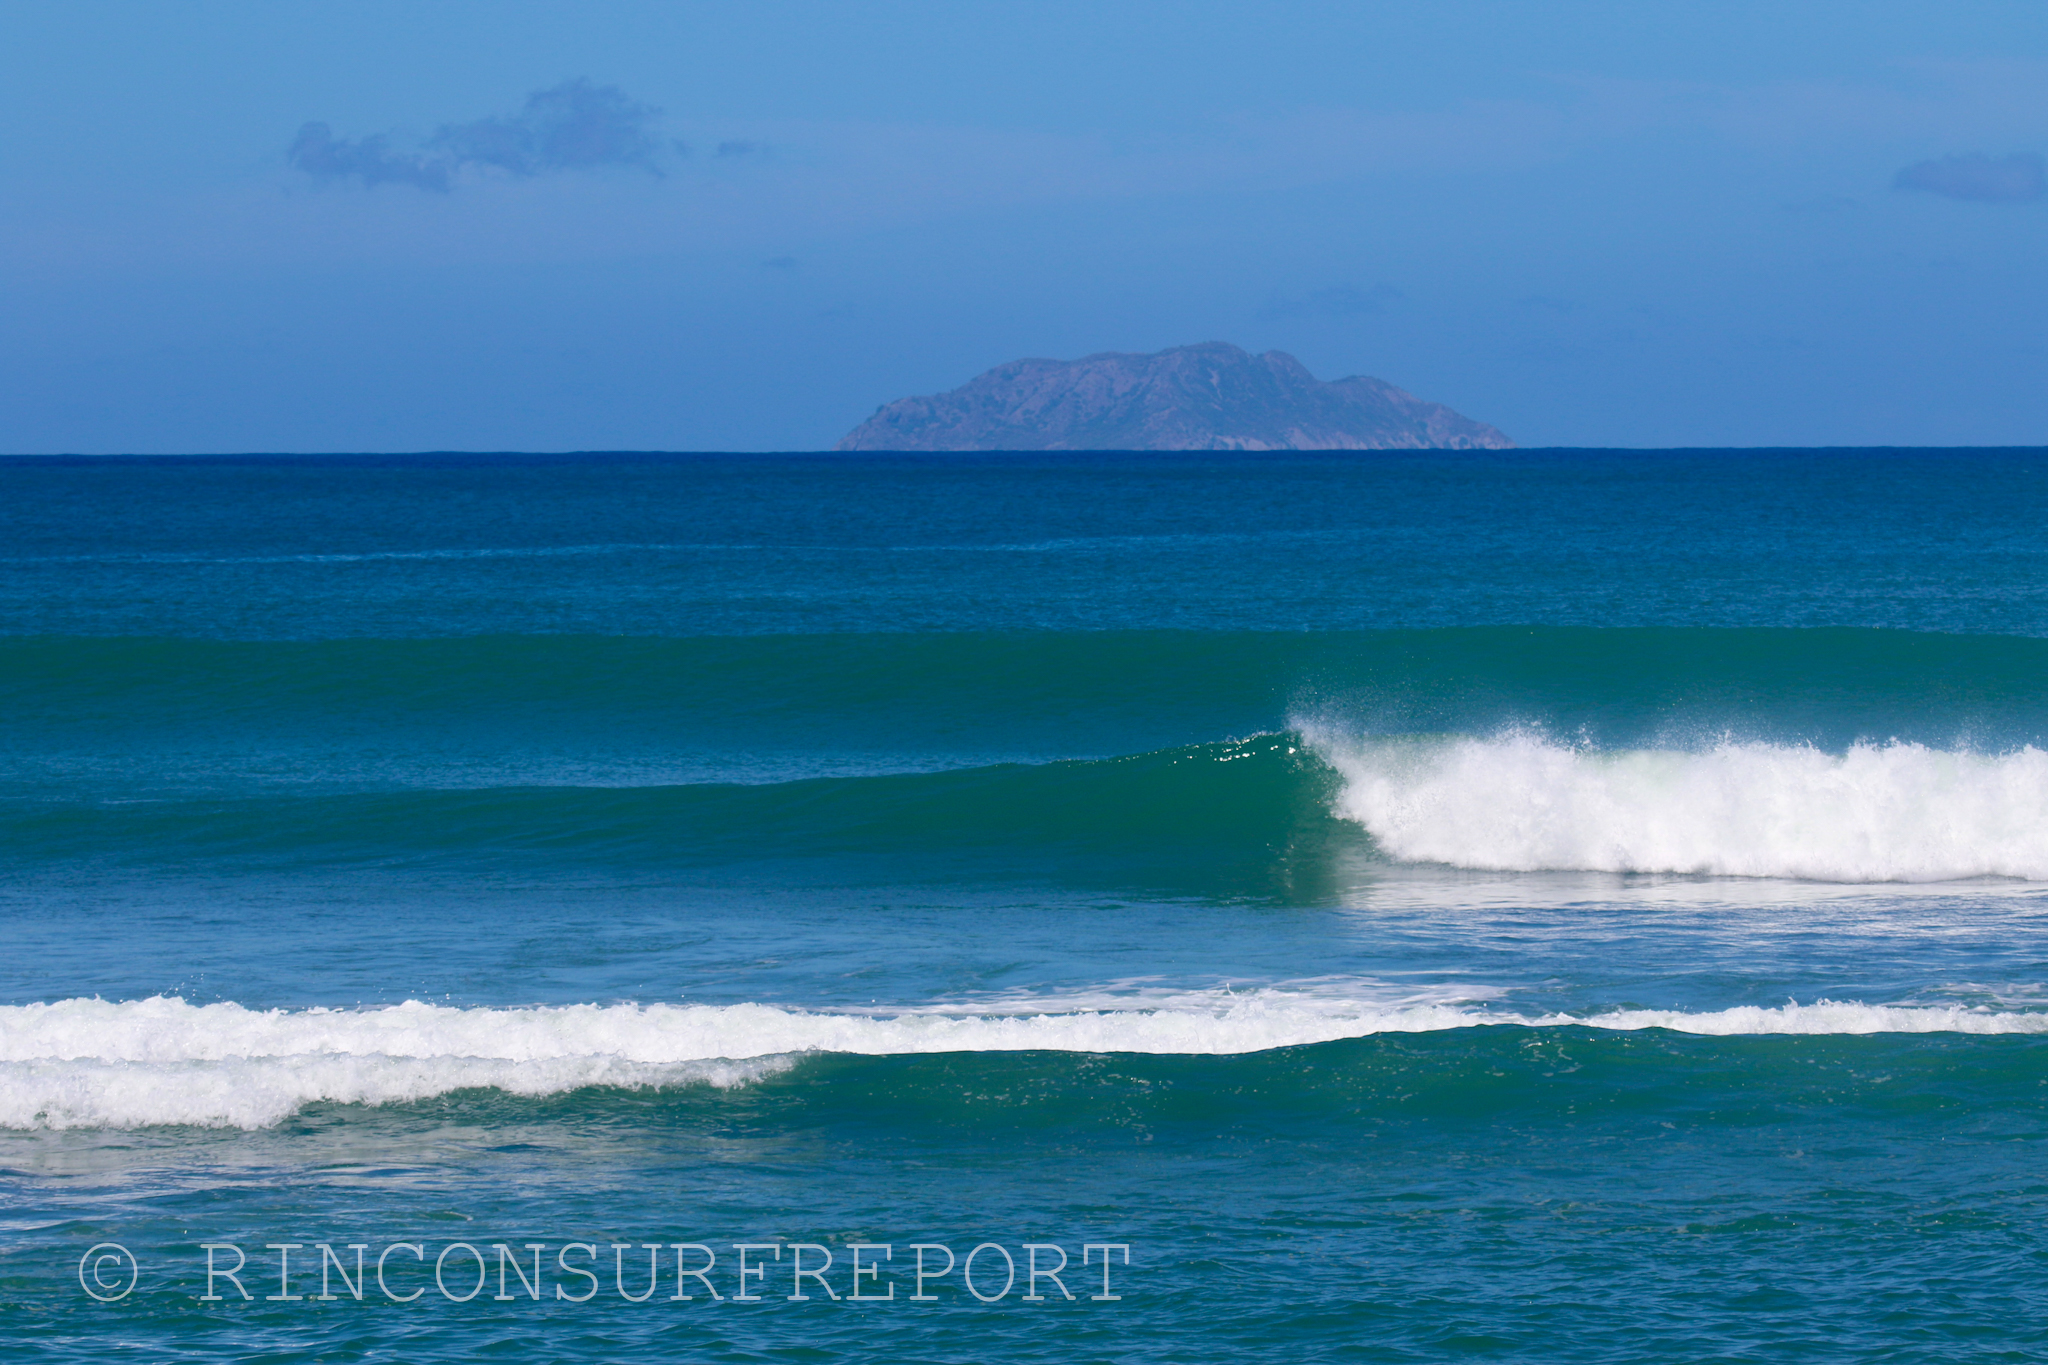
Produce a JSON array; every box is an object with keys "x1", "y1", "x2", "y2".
[{"x1": 835, "y1": 341, "x2": 1513, "y2": 451}]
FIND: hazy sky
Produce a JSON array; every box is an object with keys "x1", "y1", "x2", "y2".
[{"x1": 4, "y1": 1, "x2": 2045, "y2": 451}]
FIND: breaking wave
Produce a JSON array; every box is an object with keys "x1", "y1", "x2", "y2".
[
  {"x1": 6, "y1": 993, "x2": 2048, "y2": 1129},
  {"x1": 1314, "y1": 730, "x2": 2048, "y2": 882}
]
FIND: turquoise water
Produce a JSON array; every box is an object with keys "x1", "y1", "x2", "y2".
[{"x1": 6, "y1": 451, "x2": 2048, "y2": 1361}]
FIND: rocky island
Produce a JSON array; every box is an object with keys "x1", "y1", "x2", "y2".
[{"x1": 836, "y1": 341, "x2": 1512, "y2": 451}]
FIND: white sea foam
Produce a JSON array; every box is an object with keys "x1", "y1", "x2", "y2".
[
  {"x1": 5, "y1": 992, "x2": 2048, "y2": 1130},
  {"x1": 1310, "y1": 729, "x2": 2048, "y2": 881},
  {"x1": 0, "y1": 1055, "x2": 785, "y2": 1132},
  {"x1": 1553, "y1": 1001, "x2": 2048, "y2": 1035}
]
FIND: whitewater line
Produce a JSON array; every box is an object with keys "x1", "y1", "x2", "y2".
[{"x1": 4, "y1": 995, "x2": 2047, "y2": 1129}]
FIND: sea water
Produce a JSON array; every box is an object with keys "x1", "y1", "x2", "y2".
[{"x1": 4, "y1": 449, "x2": 2048, "y2": 1361}]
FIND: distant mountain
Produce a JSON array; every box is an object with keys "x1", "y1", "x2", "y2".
[{"x1": 835, "y1": 342, "x2": 1513, "y2": 451}]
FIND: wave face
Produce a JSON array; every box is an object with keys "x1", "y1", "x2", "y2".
[
  {"x1": 9, "y1": 627, "x2": 2048, "y2": 781},
  {"x1": 12, "y1": 993, "x2": 2048, "y2": 1129},
  {"x1": 8, "y1": 626, "x2": 2048, "y2": 891},
  {"x1": 12, "y1": 725, "x2": 2048, "y2": 887},
  {"x1": 0, "y1": 737, "x2": 1352, "y2": 897},
  {"x1": 1315, "y1": 730, "x2": 2048, "y2": 881}
]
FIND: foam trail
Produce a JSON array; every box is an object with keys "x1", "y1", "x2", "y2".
[
  {"x1": 1311, "y1": 730, "x2": 2048, "y2": 881},
  {"x1": 1553, "y1": 1001, "x2": 2048, "y2": 1035},
  {"x1": 6, "y1": 994, "x2": 2048, "y2": 1129}
]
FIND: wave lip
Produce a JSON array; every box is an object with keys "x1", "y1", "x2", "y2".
[
  {"x1": 1314, "y1": 730, "x2": 2048, "y2": 882},
  {"x1": 7, "y1": 993, "x2": 2048, "y2": 1130}
]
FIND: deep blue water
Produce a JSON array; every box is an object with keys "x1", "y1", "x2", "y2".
[{"x1": 5, "y1": 450, "x2": 2048, "y2": 1362}]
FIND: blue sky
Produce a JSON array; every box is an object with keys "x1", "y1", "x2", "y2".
[{"x1": 3, "y1": 0, "x2": 2044, "y2": 451}]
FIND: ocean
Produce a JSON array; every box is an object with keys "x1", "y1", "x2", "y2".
[{"x1": 5, "y1": 449, "x2": 2048, "y2": 1361}]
